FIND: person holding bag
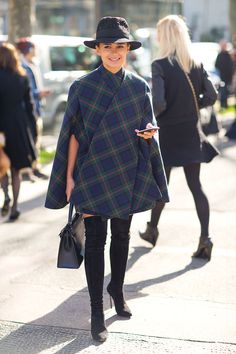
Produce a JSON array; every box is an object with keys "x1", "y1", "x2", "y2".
[
  {"x1": 0, "y1": 43, "x2": 37, "y2": 220},
  {"x1": 45, "y1": 16, "x2": 169, "y2": 342},
  {"x1": 139, "y1": 15, "x2": 218, "y2": 261}
]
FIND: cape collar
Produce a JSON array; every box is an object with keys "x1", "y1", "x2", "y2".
[{"x1": 98, "y1": 64, "x2": 126, "y2": 90}]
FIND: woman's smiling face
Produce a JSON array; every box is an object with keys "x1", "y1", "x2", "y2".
[{"x1": 95, "y1": 42, "x2": 130, "y2": 73}]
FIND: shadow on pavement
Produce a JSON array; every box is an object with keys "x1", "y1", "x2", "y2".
[
  {"x1": 19, "y1": 193, "x2": 46, "y2": 213},
  {"x1": 126, "y1": 257, "x2": 208, "y2": 293},
  {"x1": 0, "y1": 245, "x2": 151, "y2": 352},
  {"x1": 0, "y1": 193, "x2": 46, "y2": 224},
  {"x1": 0, "y1": 242, "x2": 208, "y2": 353}
]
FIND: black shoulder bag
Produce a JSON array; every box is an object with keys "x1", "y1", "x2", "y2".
[{"x1": 183, "y1": 70, "x2": 219, "y2": 163}]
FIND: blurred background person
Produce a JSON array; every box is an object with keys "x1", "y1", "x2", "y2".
[
  {"x1": 215, "y1": 39, "x2": 234, "y2": 110},
  {"x1": 139, "y1": 15, "x2": 219, "y2": 261},
  {"x1": 225, "y1": 47, "x2": 236, "y2": 139},
  {"x1": 230, "y1": 47, "x2": 236, "y2": 105},
  {"x1": 0, "y1": 42, "x2": 37, "y2": 221},
  {"x1": 16, "y1": 38, "x2": 51, "y2": 180}
]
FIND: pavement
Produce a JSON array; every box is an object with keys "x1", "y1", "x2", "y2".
[{"x1": 0, "y1": 125, "x2": 236, "y2": 353}]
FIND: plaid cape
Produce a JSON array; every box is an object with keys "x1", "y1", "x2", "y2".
[{"x1": 45, "y1": 65, "x2": 169, "y2": 219}]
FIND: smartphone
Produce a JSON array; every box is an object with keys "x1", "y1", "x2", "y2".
[{"x1": 137, "y1": 127, "x2": 159, "y2": 134}]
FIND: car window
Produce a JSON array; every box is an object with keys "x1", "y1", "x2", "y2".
[
  {"x1": 50, "y1": 45, "x2": 95, "y2": 71},
  {"x1": 190, "y1": 42, "x2": 220, "y2": 86}
]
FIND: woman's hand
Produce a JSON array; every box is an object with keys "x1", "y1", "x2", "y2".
[
  {"x1": 135, "y1": 123, "x2": 158, "y2": 140},
  {"x1": 66, "y1": 176, "x2": 75, "y2": 202},
  {"x1": 0, "y1": 132, "x2": 6, "y2": 147}
]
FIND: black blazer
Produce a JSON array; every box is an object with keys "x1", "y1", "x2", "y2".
[{"x1": 151, "y1": 58, "x2": 217, "y2": 127}]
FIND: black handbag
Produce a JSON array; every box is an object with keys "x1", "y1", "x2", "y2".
[
  {"x1": 57, "y1": 204, "x2": 85, "y2": 269},
  {"x1": 202, "y1": 110, "x2": 220, "y2": 136}
]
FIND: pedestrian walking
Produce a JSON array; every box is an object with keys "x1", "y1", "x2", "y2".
[
  {"x1": 45, "y1": 16, "x2": 169, "y2": 342},
  {"x1": 0, "y1": 43, "x2": 37, "y2": 220},
  {"x1": 139, "y1": 15, "x2": 219, "y2": 261},
  {"x1": 225, "y1": 47, "x2": 236, "y2": 139},
  {"x1": 16, "y1": 38, "x2": 51, "y2": 179},
  {"x1": 215, "y1": 39, "x2": 234, "y2": 109},
  {"x1": 231, "y1": 48, "x2": 236, "y2": 93}
]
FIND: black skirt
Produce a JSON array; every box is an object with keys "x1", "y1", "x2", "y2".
[
  {"x1": 5, "y1": 115, "x2": 37, "y2": 170},
  {"x1": 158, "y1": 121, "x2": 219, "y2": 167}
]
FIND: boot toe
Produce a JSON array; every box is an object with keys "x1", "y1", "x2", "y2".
[
  {"x1": 116, "y1": 304, "x2": 132, "y2": 317},
  {"x1": 91, "y1": 315, "x2": 108, "y2": 342}
]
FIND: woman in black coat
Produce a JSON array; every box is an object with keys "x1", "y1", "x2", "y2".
[
  {"x1": 139, "y1": 15, "x2": 218, "y2": 261},
  {"x1": 0, "y1": 42, "x2": 37, "y2": 220}
]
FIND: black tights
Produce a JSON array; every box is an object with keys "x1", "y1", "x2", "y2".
[
  {"x1": 84, "y1": 216, "x2": 132, "y2": 314},
  {"x1": 150, "y1": 163, "x2": 209, "y2": 237},
  {"x1": 1, "y1": 167, "x2": 21, "y2": 212}
]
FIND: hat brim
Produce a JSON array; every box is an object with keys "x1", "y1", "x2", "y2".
[{"x1": 84, "y1": 38, "x2": 141, "y2": 51}]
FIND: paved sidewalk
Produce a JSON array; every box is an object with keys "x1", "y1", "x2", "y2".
[
  {"x1": 0, "y1": 131, "x2": 236, "y2": 354},
  {"x1": 0, "y1": 320, "x2": 235, "y2": 354}
]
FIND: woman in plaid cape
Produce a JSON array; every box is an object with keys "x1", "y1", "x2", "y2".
[{"x1": 45, "y1": 17, "x2": 169, "y2": 342}]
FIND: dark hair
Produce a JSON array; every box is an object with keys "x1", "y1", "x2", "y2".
[
  {"x1": 15, "y1": 37, "x2": 35, "y2": 54},
  {"x1": 0, "y1": 42, "x2": 26, "y2": 76}
]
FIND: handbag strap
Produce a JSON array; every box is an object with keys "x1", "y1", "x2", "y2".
[
  {"x1": 68, "y1": 203, "x2": 74, "y2": 224},
  {"x1": 183, "y1": 70, "x2": 200, "y2": 119}
]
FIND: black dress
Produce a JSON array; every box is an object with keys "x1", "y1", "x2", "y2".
[
  {"x1": 0, "y1": 69, "x2": 37, "y2": 169},
  {"x1": 151, "y1": 58, "x2": 219, "y2": 167}
]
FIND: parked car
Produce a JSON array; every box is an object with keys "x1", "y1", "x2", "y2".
[
  {"x1": 134, "y1": 27, "x2": 157, "y2": 83},
  {"x1": 190, "y1": 42, "x2": 220, "y2": 87},
  {"x1": 31, "y1": 35, "x2": 98, "y2": 128}
]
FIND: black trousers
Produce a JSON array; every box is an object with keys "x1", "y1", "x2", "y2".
[{"x1": 84, "y1": 215, "x2": 132, "y2": 314}]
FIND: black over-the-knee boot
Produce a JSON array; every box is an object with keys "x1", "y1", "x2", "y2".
[
  {"x1": 84, "y1": 216, "x2": 108, "y2": 342},
  {"x1": 107, "y1": 216, "x2": 132, "y2": 317}
]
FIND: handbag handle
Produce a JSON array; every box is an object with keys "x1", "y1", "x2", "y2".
[
  {"x1": 183, "y1": 70, "x2": 212, "y2": 141},
  {"x1": 68, "y1": 203, "x2": 74, "y2": 224},
  {"x1": 183, "y1": 70, "x2": 200, "y2": 119}
]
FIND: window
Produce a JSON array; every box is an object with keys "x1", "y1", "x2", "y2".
[{"x1": 50, "y1": 45, "x2": 96, "y2": 71}]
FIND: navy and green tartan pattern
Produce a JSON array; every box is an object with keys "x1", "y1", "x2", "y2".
[{"x1": 45, "y1": 65, "x2": 169, "y2": 219}]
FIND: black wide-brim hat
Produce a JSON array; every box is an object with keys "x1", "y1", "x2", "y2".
[{"x1": 84, "y1": 16, "x2": 141, "y2": 51}]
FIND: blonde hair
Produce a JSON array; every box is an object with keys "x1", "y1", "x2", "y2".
[
  {"x1": 0, "y1": 42, "x2": 26, "y2": 76},
  {"x1": 157, "y1": 15, "x2": 197, "y2": 72}
]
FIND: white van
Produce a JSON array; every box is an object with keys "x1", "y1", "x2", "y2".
[{"x1": 31, "y1": 35, "x2": 98, "y2": 128}]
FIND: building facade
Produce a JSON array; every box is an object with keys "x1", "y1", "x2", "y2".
[
  {"x1": 0, "y1": 0, "x2": 7, "y2": 34},
  {"x1": 183, "y1": 0, "x2": 230, "y2": 41},
  {"x1": 36, "y1": 0, "x2": 183, "y2": 36},
  {"x1": 0, "y1": 0, "x2": 183, "y2": 37},
  {"x1": 0, "y1": 1, "x2": 232, "y2": 43}
]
